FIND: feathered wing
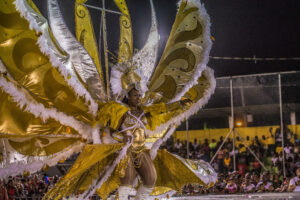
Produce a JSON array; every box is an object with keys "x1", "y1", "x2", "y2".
[
  {"x1": 74, "y1": 0, "x2": 105, "y2": 96},
  {"x1": 14, "y1": 0, "x2": 99, "y2": 115},
  {"x1": 48, "y1": 0, "x2": 106, "y2": 102},
  {"x1": 149, "y1": 68, "x2": 216, "y2": 150},
  {"x1": 110, "y1": 0, "x2": 135, "y2": 99},
  {"x1": 0, "y1": 71, "x2": 85, "y2": 178},
  {"x1": 0, "y1": 0, "x2": 100, "y2": 177},
  {"x1": 145, "y1": 0, "x2": 212, "y2": 104},
  {"x1": 144, "y1": 0, "x2": 215, "y2": 151},
  {"x1": 132, "y1": 0, "x2": 159, "y2": 82}
]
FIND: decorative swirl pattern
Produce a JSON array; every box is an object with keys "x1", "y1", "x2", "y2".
[
  {"x1": 174, "y1": 21, "x2": 203, "y2": 43},
  {"x1": 12, "y1": 37, "x2": 47, "y2": 74},
  {"x1": 147, "y1": 0, "x2": 211, "y2": 104},
  {"x1": 76, "y1": 4, "x2": 86, "y2": 18},
  {"x1": 160, "y1": 48, "x2": 196, "y2": 73},
  {"x1": 113, "y1": 0, "x2": 133, "y2": 63},
  {"x1": 153, "y1": 75, "x2": 177, "y2": 100},
  {"x1": 121, "y1": 16, "x2": 131, "y2": 29}
]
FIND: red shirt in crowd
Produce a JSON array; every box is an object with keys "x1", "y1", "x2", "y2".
[
  {"x1": 0, "y1": 186, "x2": 8, "y2": 200},
  {"x1": 238, "y1": 163, "x2": 248, "y2": 176},
  {"x1": 253, "y1": 160, "x2": 260, "y2": 169}
]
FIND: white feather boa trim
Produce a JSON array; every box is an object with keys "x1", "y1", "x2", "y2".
[
  {"x1": 150, "y1": 126, "x2": 176, "y2": 160},
  {"x1": 0, "y1": 141, "x2": 84, "y2": 179},
  {"x1": 13, "y1": 0, "x2": 98, "y2": 116},
  {"x1": 0, "y1": 72, "x2": 92, "y2": 139},
  {"x1": 110, "y1": 67, "x2": 123, "y2": 98},
  {"x1": 0, "y1": 60, "x2": 6, "y2": 73}
]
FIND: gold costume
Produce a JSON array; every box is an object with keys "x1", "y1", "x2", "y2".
[{"x1": 0, "y1": 0, "x2": 217, "y2": 199}]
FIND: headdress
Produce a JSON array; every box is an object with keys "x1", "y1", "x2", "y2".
[{"x1": 110, "y1": 59, "x2": 148, "y2": 100}]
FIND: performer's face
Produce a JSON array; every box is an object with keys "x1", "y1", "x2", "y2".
[{"x1": 128, "y1": 88, "x2": 141, "y2": 107}]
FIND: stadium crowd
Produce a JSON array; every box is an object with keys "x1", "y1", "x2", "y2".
[
  {"x1": 0, "y1": 127, "x2": 299, "y2": 199},
  {"x1": 163, "y1": 126, "x2": 300, "y2": 195},
  {"x1": 0, "y1": 174, "x2": 59, "y2": 200}
]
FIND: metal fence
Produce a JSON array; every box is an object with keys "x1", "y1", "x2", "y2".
[
  {"x1": 195, "y1": 70, "x2": 300, "y2": 129},
  {"x1": 181, "y1": 70, "x2": 300, "y2": 177}
]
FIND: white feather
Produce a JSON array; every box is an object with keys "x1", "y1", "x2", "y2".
[
  {"x1": 132, "y1": 0, "x2": 159, "y2": 83},
  {"x1": 150, "y1": 126, "x2": 176, "y2": 160}
]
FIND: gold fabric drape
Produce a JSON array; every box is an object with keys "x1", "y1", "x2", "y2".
[
  {"x1": 44, "y1": 145, "x2": 211, "y2": 199},
  {"x1": 0, "y1": 89, "x2": 79, "y2": 138},
  {"x1": 0, "y1": 0, "x2": 94, "y2": 124}
]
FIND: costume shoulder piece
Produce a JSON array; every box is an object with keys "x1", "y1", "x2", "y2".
[{"x1": 96, "y1": 101, "x2": 128, "y2": 130}]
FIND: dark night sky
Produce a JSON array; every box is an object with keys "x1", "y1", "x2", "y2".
[{"x1": 33, "y1": 0, "x2": 300, "y2": 77}]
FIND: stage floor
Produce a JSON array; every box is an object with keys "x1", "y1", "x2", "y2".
[{"x1": 166, "y1": 192, "x2": 300, "y2": 200}]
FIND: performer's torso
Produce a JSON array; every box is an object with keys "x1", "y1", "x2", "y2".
[{"x1": 120, "y1": 109, "x2": 147, "y2": 152}]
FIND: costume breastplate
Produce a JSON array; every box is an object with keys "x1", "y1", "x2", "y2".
[{"x1": 120, "y1": 111, "x2": 147, "y2": 151}]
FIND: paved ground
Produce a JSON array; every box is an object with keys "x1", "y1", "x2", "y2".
[{"x1": 166, "y1": 193, "x2": 300, "y2": 200}]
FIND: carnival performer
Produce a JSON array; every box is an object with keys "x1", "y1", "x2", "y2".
[
  {"x1": 110, "y1": 86, "x2": 192, "y2": 199},
  {"x1": 0, "y1": 0, "x2": 217, "y2": 199}
]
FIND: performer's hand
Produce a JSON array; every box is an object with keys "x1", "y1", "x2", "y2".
[
  {"x1": 180, "y1": 99, "x2": 192, "y2": 108},
  {"x1": 123, "y1": 134, "x2": 132, "y2": 143}
]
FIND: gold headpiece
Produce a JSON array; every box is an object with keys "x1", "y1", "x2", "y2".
[
  {"x1": 110, "y1": 60, "x2": 146, "y2": 99},
  {"x1": 121, "y1": 69, "x2": 141, "y2": 94}
]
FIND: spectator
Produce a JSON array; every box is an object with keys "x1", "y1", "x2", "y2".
[
  {"x1": 235, "y1": 137, "x2": 242, "y2": 148},
  {"x1": 245, "y1": 136, "x2": 251, "y2": 147},
  {"x1": 253, "y1": 159, "x2": 261, "y2": 174},
  {"x1": 288, "y1": 168, "x2": 300, "y2": 192},
  {"x1": 256, "y1": 173, "x2": 273, "y2": 192},
  {"x1": 202, "y1": 139, "x2": 210, "y2": 160},
  {"x1": 238, "y1": 144, "x2": 246, "y2": 155},
  {"x1": 271, "y1": 152, "x2": 279, "y2": 166},
  {"x1": 241, "y1": 178, "x2": 255, "y2": 193},
  {"x1": 217, "y1": 149, "x2": 225, "y2": 173},
  {"x1": 192, "y1": 138, "x2": 199, "y2": 151},
  {"x1": 0, "y1": 179, "x2": 8, "y2": 200},
  {"x1": 261, "y1": 135, "x2": 268, "y2": 153},
  {"x1": 266, "y1": 128, "x2": 275, "y2": 156},
  {"x1": 225, "y1": 177, "x2": 237, "y2": 194},
  {"x1": 224, "y1": 153, "x2": 231, "y2": 173},
  {"x1": 217, "y1": 136, "x2": 224, "y2": 149},
  {"x1": 174, "y1": 139, "x2": 182, "y2": 153},
  {"x1": 7, "y1": 180, "x2": 17, "y2": 199},
  {"x1": 237, "y1": 157, "x2": 248, "y2": 176},
  {"x1": 209, "y1": 139, "x2": 217, "y2": 153},
  {"x1": 294, "y1": 134, "x2": 300, "y2": 145},
  {"x1": 275, "y1": 127, "x2": 282, "y2": 147},
  {"x1": 284, "y1": 142, "x2": 294, "y2": 160},
  {"x1": 272, "y1": 174, "x2": 282, "y2": 190}
]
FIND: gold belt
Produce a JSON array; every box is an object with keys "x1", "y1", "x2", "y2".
[{"x1": 129, "y1": 145, "x2": 146, "y2": 168}]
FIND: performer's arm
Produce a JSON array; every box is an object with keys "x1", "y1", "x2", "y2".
[{"x1": 165, "y1": 99, "x2": 192, "y2": 112}]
